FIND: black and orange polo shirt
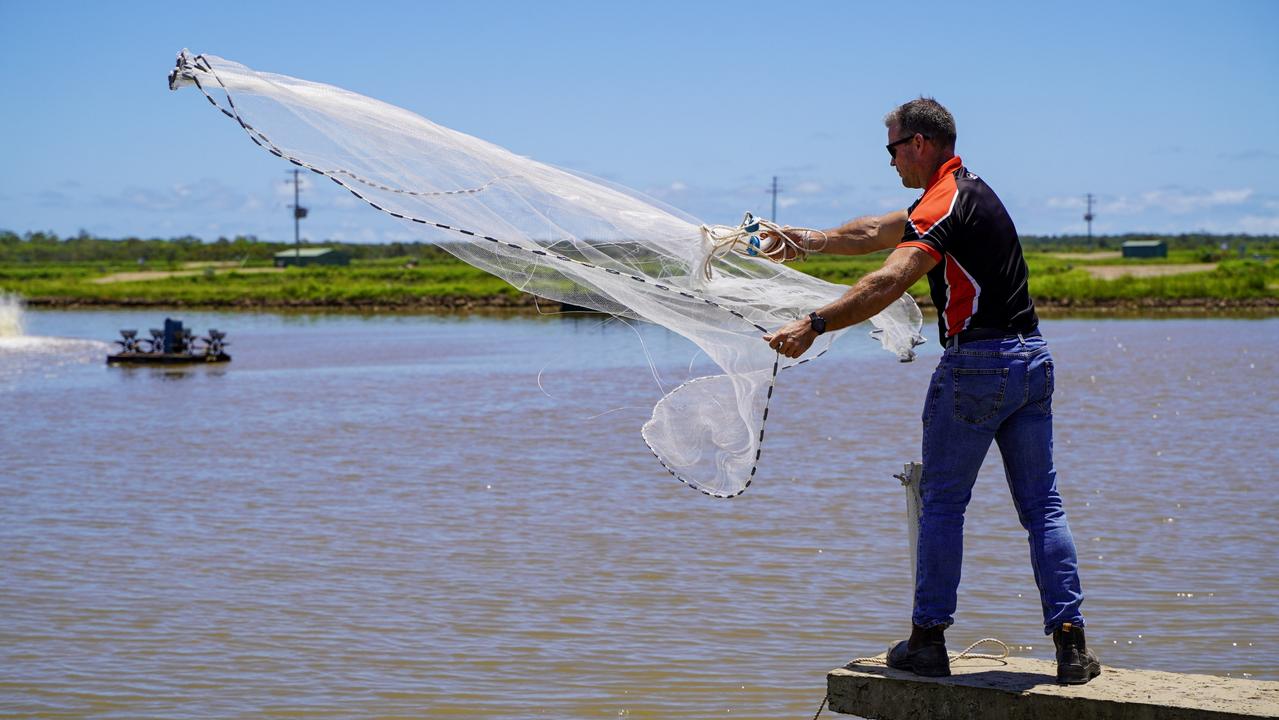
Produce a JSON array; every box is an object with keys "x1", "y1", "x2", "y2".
[{"x1": 897, "y1": 155, "x2": 1039, "y2": 343}]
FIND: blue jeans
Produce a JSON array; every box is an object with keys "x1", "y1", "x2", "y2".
[{"x1": 915, "y1": 334, "x2": 1085, "y2": 635}]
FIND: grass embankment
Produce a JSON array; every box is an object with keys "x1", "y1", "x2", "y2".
[
  {"x1": 1, "y1": 260, "x2": 527, "y2": 308},
  {"x1": 1026, "y1": 255, "x2": 1275, "y2": 306},
  {"x1": 802, "y1": 249, "x2": 1278, "y2": 310},
  {"x1": 3, "y1": 250, "x2": 1276, "y2": 311}
]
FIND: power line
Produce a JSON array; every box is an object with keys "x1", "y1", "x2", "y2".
[{"x1": 769, "y1": 176, "x2": 782, "y2": 222}]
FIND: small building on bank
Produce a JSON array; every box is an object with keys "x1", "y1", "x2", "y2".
[
  {"x1": 273, "y1": 248, "x2": 350, "y2": 267},
  {"x1": 1121, "y1": 240, "x2": 1168, "y2": 259}
]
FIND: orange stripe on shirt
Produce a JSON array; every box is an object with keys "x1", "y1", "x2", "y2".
[
  {"x1": 942, "y1": 252, "x2": 980, "y2": 336},
  {"x1": 909, "y1": 156, "x2": 964, "y2": 236},
  {"x1": 897, "y1": 241, "x2": 942, "y2": 263}
]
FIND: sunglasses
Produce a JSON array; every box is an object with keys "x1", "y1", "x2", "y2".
[{"x1": 886, "y1": 133, "x2": 928, "y2": 158}]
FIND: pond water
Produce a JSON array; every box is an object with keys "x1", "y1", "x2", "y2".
[{"x1": 2, "y1": 307, "x2": 1276, "y2": 719}]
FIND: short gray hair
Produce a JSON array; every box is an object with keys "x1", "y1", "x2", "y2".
[{"x1": 884, "y1": 97, "x2": 957, "y2": 148}]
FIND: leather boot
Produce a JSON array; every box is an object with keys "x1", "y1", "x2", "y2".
[
  {"x1": 1053, "y1": 622, "x2": 1101, "y2": 685},
  {"x1": 886, "y1": 623, "x2": 950, "y2": 677}
]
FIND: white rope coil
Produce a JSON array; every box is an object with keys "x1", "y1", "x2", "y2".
[
  {"x1": 814, "y1": 638, "x2": 1011, "y2": 718},
  {"x1": 848, "y1": 637, "x2": 1011, "y2": 667},
  {"x1": 698, "y1": 212, "x2": 828, "y2": 282}
]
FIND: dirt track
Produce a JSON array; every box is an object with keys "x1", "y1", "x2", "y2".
[
  {"x1": 1082, "y1": 263, "x2": 1216, "y2": 279},
  {"x1": 91, "y1": 267, "x2": 284, "y2": 284},
  {"x1": 1048, "y1": 251, "x2": 1122, "y2": 260}
]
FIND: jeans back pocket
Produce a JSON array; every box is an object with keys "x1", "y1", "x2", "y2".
[
  {"x1": 1034, "y1": 359, "x2": 1054, "y2": 413},
  {"x1": 952, "y1": 367, "x2": 1009, "y2": 425}
]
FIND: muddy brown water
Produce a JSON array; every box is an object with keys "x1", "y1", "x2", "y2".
[{"x1": 2, "y1": 309, "x2": 1276, "y2": 719}]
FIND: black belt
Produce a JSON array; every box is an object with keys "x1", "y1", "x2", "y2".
[{"x1": 946, "y1": 327, "x2": 1041, "y2": 348}]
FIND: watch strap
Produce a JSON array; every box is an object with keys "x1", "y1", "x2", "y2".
[{"x1": 809, "y1": 311, "x2": 827, "y2": 335}]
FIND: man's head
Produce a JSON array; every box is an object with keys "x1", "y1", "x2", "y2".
[{"x1": 884, "y1": 97, "x2": 957, "y2": 189}]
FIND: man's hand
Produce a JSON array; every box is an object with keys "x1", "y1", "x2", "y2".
[
  {"x1": 763, "y1": 317, "x2": 817, "y2": 358},
  {"x1": 757, "y1": 229, "x2": 807, "y2": 261}
]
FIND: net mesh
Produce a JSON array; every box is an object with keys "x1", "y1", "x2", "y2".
[{"x1": 168, "y1": 50, "x2": 924, "y2": 498}]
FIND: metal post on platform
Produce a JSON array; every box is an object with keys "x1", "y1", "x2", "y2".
[{"x1": 894, "y1": 462, "x2": 924, "y2": 592}]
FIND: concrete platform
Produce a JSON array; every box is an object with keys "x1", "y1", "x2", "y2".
[{"x1": 828, "y1": 655, "x2": 1279, "y2": 719}]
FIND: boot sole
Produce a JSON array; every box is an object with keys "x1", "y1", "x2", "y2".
[
  {"x1": 887, "y1": 658, "x2": 951, "y2": 677},
  {"x1": 1057, "y1": 662, "x2": 1101, "y2": 685}
]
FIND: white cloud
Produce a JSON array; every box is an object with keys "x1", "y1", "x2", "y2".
[
  {"x1": 1043, "y1": 187, "x2": 1255, "y2": 217},
  {"x1": 1238, "y1": 215, "x2": 1279, "y2": 234},
  {"x1": 1110, "y1": 188, "x2": 1253, "y2": 215},
  {"x1": 99, "y1": 179, "x2": 258, "y2": 214},
  {"x1": 1220, "y1": 149, "x2": 1279, "y2": 162},
  {"x1": 1150, "y1": 188, "x2": 1251, "y2": 212},
  {"x1": 1046, "y1": 195, "x2": 1085, "y2": 210},
  {"x1": 36, "y1": 189, "x2": 74, "y2": 208},
  {"x1": 794, "y1": 181, "x2": 824, "y2": 194}
]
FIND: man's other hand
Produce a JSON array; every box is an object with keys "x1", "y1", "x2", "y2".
[{"x1": 763, "y1": 317, "x2": 817, "y2": 358}]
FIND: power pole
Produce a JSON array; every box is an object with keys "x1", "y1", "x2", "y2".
[
  {"x1": 287, "y1": 169, "x2": 309, "y2": 257},
  {"x1": 1084, "y1": 193, "x2": 1095, "y2": 240},
  {"x1": 769, "y1": 175, "x2": 781, "y2": 222}
]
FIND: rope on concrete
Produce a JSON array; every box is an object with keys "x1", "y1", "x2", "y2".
[
  {"x1": 848, "y1": 637, "x2": 1011, "y2": 666},
  {"x1": 814, "y1": 639, "x2": 1010, "y2": 718}
]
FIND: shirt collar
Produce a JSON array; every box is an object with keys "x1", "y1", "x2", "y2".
[{"x1": 925, "y1": 155, "x2": 963, "y2": 192}]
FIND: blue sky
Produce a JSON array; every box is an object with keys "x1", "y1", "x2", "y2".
[{"x1": 2, "y1": 0, "x2": 1277, "y2": 243}]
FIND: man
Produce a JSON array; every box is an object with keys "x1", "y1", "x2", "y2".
[{"x1": 762, "y1": 97, "x2": 1100, "y2": 685}]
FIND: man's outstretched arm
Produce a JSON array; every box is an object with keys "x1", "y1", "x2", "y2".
[
  {"x1": 764, "y1": 245, "x2": 936, "y2": 358},
  {"x1": 767, "y1": 209, "x2": 909, "y2": 258},
  {"x1": 816, "y1": 209, "x2": 910, "y2": 256}
]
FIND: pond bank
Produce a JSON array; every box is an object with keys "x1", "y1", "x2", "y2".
[{"x1": 20, "y1": 293, "x2": 1279, "y2": 316}]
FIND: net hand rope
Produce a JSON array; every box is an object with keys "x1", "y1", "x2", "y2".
[
  {"x1": 698, "y1": 212, "x2": 826, "y2": 282},
  {"x1": 168, "y1": 50, "x2": 925, "y2": 499}
]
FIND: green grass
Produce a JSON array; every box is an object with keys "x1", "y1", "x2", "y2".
[
  {"x1": 0, "y1": 259, "x2": 519, "y2": 306},
  {"x1": 1030, "y1": 258, "x2": 1274, "y2": 302},
  {"x1": 2, "y1": 252, "x2": 1276, "y2": 308},
  {"x1": 797, "y1": 251, "x2": 1277, "y2": 304}
]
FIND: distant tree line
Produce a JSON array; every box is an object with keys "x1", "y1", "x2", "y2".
[
  {"x1": 1, "y1": 228, "x2": 1275, "y2": 264},
  {"x1": 1018, "y1": 232, "x2": 1278, "y2": 253},
  {"x1": 0, "y1": 230, "x2": 459, "y2": 264}
]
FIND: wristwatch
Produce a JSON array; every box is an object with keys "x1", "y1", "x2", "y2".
[{"x1": 808, "y1": 311, "x2": 827, "y2": 335}]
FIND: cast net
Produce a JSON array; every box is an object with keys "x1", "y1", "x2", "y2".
[{"x1": 168, "y1": 50, "x2": 924, "y2": 498}]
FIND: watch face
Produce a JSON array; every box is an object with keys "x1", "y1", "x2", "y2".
[{"x1": 809, "y1": 312, "x2": 826, "y2": 334}]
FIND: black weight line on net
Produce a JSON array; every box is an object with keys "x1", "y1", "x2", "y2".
[{"x1": 181, "y1": 52, "x2": 825, "y2": 498}]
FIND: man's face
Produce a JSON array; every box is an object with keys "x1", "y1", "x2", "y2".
[{"x1": 887, "y1": 123, "x2": 926, "y2": 189}]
